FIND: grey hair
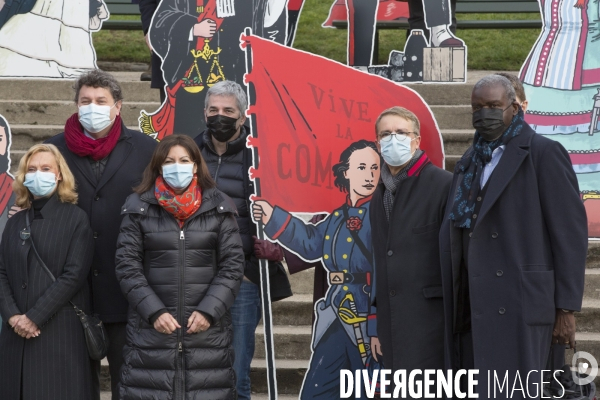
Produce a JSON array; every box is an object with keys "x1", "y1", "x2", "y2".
[
  {"x1": 204, "y1": 80, "x2": 248, "y2": 112},
  {"x1": 73, "y1": 70, "x2": 123, "y2": 103},
  {"x1": 473, "y1": 75, "x2": 517, "y2": 103}
]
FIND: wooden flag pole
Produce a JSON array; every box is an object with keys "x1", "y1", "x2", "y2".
[{"x1": 243, "y1": 27, "x2": 278, "y2": 400}]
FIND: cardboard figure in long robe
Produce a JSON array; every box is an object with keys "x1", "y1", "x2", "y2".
[
  {"x1": 242, "y1": 33, "x2": 445, "y2": 398},
  {"x1": 0, "y1": 0, "x2": 108, "y2": 78},
  {"x1": 519, "y1": 0, "x2": 600, "y2": 236},
  {"x1": 139, "y1": 0, "x2": 290, "y2": 140}
]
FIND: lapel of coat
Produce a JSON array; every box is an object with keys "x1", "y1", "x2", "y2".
[
  {"x1": 372, "y1": 183, "x2": 389, "y2": 232},
  {"x1": 475, "y1": 128, "x2": 533, "y2": 227},
  {"x1": 96, "y1": 130, "x2": 134, "y2": 193},
  {"x1": 63, "y1": 146, "x2": 96, "y2": 188},
  {"x1": 447, "y1": 169, "x2": 464, "y2": 299}
]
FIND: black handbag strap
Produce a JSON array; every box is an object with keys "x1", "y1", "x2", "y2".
[{"x1": 25, "y1": 212, "x2": 85, "y2": 316}]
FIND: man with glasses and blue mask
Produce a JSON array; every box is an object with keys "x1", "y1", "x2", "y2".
[
  {"x1": 369, "y1": 106, "x2": 451, "y2": 383},
  {"x1": 439, "y1": 75, "x2": 587, "y2": 398},
  {"x1": 45, "y1": 69, "x2": 157, "y2": 400}
]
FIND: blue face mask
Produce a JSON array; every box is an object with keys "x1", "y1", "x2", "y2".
[
  {"x1": 24, "y1": 171, "x2": 57, "y2": 197},
  {"x1": 379, "y1": 135, "x2": 416, "y2": 167},
  {"x1": 78, "y1": 103, "x2": 116, "y2": 134},
  {"x1": 162, "y1": 163, "x2": 195, "y2": 190}
]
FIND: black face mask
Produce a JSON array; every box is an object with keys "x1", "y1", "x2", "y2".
[
  {"x1": 207, "y1": 114, "x2": 239, "y2": 142},
  {"x1": 472, "y1": 105, "x2": 511, "y2": 141}
]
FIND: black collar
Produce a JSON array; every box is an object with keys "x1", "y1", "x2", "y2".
[
  {"x1": 202, "y1": 125, "x2": 249, "y2": 157},
  {"x1": 29, "y1": 193, "x2": 61, "y2": 220}
]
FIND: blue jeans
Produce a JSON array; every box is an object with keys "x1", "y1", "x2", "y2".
[{"x1": 231, "y1": 280, "x2": 262, "y2": 400}]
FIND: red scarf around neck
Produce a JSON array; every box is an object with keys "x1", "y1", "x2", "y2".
[
  {"x1": 64, "y1": 113, "x2": 122, "y2": 161},
  {"x1": 155, "y1": 175, "x2": 202, "y2": 227}
]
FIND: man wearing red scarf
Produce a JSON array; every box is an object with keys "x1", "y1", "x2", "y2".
[{"x1": 45, "y1": 70, "x2": 157, "y2": 400}]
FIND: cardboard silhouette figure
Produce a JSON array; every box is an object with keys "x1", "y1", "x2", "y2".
[
  {"x1": 0, "y1": 115, "x2": 15, "y2": 235},
  {"x1": 0, "y1": 0, "x2": 108, "y2": 78},
  {"x1": 339, "y1": 0, "x2": 467, "y2": 83},
  {"x1": 253, "y1": 140, "x2": 382, "y2": 399},
  {"x1": 323, "y1": 0, "x2": 408, "y2": 28},
  {"x1": 519, "y1": 0, "x2": 600, "y2": 237},
  {"x1": 286, "y1": 0, "x2": 306, "y2": 46},
  {"x1": 138, "y1": 0, "x2": 290, "y2": 140},
  {"x1": 242, "y1": 32, "x2": 445, "y2": 398}
]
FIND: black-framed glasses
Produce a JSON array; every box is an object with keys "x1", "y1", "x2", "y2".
[{"x1": 378, "y1": 132, "x2": 417, "y2": 143}]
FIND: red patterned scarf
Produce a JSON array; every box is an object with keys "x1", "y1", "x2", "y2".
[
  {"x1": 154, "y1": 175, "x2": 202, "y2": 227},
  {"x1": 64, "y1": 113, "x2": 122, "y2": 161}
]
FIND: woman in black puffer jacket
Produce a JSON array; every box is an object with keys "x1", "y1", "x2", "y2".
[{"x1": 115, "y1": 135, "x2": 244, "y2": 400}]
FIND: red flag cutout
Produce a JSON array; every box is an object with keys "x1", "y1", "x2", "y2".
[{"x1": 242, "y1": 34, "x2": 444, "y2": 214}]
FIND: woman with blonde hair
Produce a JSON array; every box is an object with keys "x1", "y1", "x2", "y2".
[{"x1": 0, "y1": 143, "x2": 97, "y2": 400}]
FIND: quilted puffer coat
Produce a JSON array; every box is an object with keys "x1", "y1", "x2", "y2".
[{"x1": 115, "y1": 186, "x2": 244, "y2": 400}]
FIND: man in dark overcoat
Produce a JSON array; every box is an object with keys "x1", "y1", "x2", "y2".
[
  {"x1": 440, "y1": 74, "x2": 587, "y2": 398},
  {"x1": 370, "y1": 106, "x2": 452, "y2": 378},
  {"x1": 46, "y1": 70, "x2": 157, "y2": 400}
]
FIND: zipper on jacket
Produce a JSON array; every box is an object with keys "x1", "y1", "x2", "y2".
[
  {"x1": 214, "y1": 156, "x2": 222, "y2": 183},
  {"x1": 178, "y1": 226, "x2": 186, "y2": 399}
]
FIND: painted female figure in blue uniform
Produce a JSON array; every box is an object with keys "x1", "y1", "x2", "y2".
[{"x1": 253, "y1": 140, "x2": 381, "y2": 399}]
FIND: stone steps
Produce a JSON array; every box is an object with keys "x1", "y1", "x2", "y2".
[
  {"x1": 0, "y1": 71, "x2": 496, "y2": 103},
  {"x1": 269, "y1": 295, "x2": 600, "y2": 334},
  {"x1": 1, "y1": 101, "x2": 475, "y2": 131}
]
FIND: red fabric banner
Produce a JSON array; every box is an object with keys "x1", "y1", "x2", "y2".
[{"x1": 243, "y1": 34, "x2": 444, "y2": 214}]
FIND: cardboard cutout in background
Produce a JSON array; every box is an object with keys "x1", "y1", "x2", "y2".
[
  {"x1": 519, "y1": 0, "x2": 600, "y2": 237},
  {"x1": 0, "y1": 114, "x2": 11, "y2": 328},
  {"x1": 242, "y1": 33, "x2": 445, "y2": 398},
  {"x1": 138, "y1": 0, "x2": 291, "y2": 140},
  {"x1": 322, "y1": 0, "x2": 408, "y2": 28},
  {"x1": 0, "y1": 115, "x2": 14, "y2": 235},
  {"x1": 340, "y1": 0, "x2": 468, "y2": 83},
  {"x1": 0, "y1": 0, "x2": 108, "y2": 78},
  {"x1": 286, "y1": 0, "x2": 306, "y2": 46}
]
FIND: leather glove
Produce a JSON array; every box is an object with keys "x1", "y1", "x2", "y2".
[
  {"x1": 253, "y1": 236, "x2": 284, "y2": 261},
  {"x1": 552, "y1": 309, "x2": 576, "y2": 349}
]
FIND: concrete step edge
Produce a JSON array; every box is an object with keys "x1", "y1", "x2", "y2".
[
  {"x1": 251, "y1": 359, "x2": 309, "y2": 369},
  {"x1": 100, "y1": 391, "x2": 299, "y2": 400},
  {"x1": 255, "y1": 325, "x2": 312, "y2": 335},
  {"x1": 274, "y1": 294, "x2": 600, "y2": 306}
]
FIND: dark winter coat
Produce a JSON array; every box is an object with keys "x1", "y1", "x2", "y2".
[
  {"x1": 439, "y1": 124, "x2": 587, "y2": 398},
  {"x1": 46, "y1": 123, "x2": 157, "y2": 323},
  {"x1": 370, "y1": 161, "x2": 452, "y2": 374},
  {"x1": 115, "y1": 186, "x2": 244, "y2": 400},
  {"x1": 0, "y1": 195, "x2": 95, "y2": 400},
  {"x1": 194, "y1": 127, "x2": 292, "y2": 301}
]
